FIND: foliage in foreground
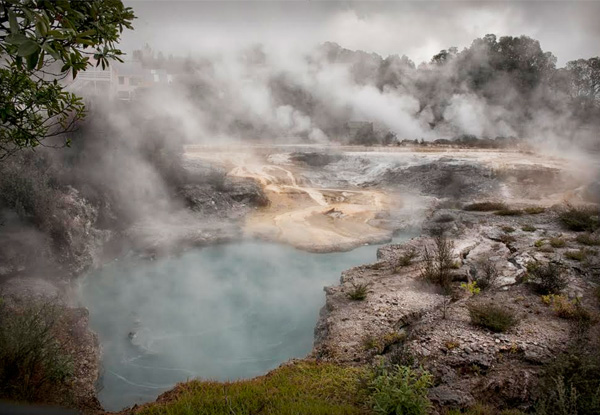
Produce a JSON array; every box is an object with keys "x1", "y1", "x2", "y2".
[
  {"x1": 535, "y1": 346, "x2": 600, "y2": 415},
  {"x1": 0, "y1": 298, "x2": 73, "y2": 402},
  {"x1": 138, "y1": 361, "x2": 369, "y2": 415},
  {"x1": 368, "y1": 365, "x2": 432, "y2": 415},
  {"x1": 468, "y1": 303, "x2": 519, "y2": 333},
  {"x1": 137, "y1": 361, "x2": 435, "y2": 415},
  {"x1": 0, "y1": 0, "x2": 135, "y2": 158}
]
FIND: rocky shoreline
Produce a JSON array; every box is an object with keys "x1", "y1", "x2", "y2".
[{"x1": 1, "y1": 146, "x2": 598, "y2": 413}]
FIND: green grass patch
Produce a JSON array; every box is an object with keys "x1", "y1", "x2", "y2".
[
  {"x1": 522, "y1": 225, "x2": 536, "y2": 232},
  {"x1": 463, "y1": 202, "x2": 507, "y2": 212},
  {"x1": 468, "y1": 303, "x2": 519, "y2": 333},
  {"x1": 138, "y1": 361, "x2": 369, "y2": 415}
]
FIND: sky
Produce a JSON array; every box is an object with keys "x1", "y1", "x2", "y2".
[{"x1": 122, "y1": 0, "x2": 600, "y2": 67}]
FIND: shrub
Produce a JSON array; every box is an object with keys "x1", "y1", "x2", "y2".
[
  {"x1": 347, "y1": 283, "x2": 369, "y2": 301},
  {"x1": 550, "y1": 237, "x2": 566, "y2": 248},
  {"x1": 559, "y1": 204, "x2": 600, "y2": 232},
  {"x1": 502, "y1": 226, "x2": 515, "y2": 233},
  {"x1": 473, "y1": 261, "x2": 500, "y2": 290},
  {"x1": 463, "y1": 202, "x2": 507, "y2": 212},
  {"x1": 461, "y1": 281, "x2": 481, "y2": 295},
  {"x1": 522, "y1": 225, "x2": 536, "y2": 232},
  {"x1": 495, "y1": 209, "x2": 522, "y2": 216},
  {"x1": 368, "y1": 365, "x2": 432, "y2": 415},
  {"x1": 420, "y1": 233, "x2": 455, "y2": 292},
  {"x1": 576, "y1": 233, "x2": 600, "y2": 246},
  {"x1": 525, "y1": 206, "x2": 546, "y2": 215},
  {"x1": 396, "y1": 248, "x2": 418, "y2": 269},
  {"x1": 541, "y1": 294, "x2": 578, "y2": 319},
  {"x1": 468, "y1": 303, "x2": 518, "y2": 333},
  {"x1": 534, "y1": 239, "x2": 545, "y2": 248},
  {"x1": 535, "y1": 348, "x2": 600, "y2": 415},
  {"x1": 527, "y1": 262, "x2": 568, "y2": 294},
  {"x1": 0, "y1": 299, "x2": 73, "y2": 401},
  {"x1": 564, "y1": 249, "x2": 588, "y2": 261}
]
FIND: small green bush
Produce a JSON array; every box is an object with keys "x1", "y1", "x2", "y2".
[
  {"x1": 420, "y1": 233, "x2": 455, "y2": 293},
  {"x1": 468, "y1": 303, "x2": 518, "y2": 333},
  {"x1": 473, "y1": 261, "x2": 500, "y2": 290},
  {"x1": 564, "y1": 249, "x2": 588, "y2": 262},
  {"x1": 347, "y1": 283, "x2": 369, "y2": 301},
  {"x1": 396, "y1": 248, "x2": 418, "y2": 268},
  {"x1": 550, "y1": 237, "x2": 566, "y2": 248},
  {"x1": 368, "y1": 365, "x2": 432, "y2": 415},
  {"x1": 576, "y1": 233, "x2": 600, "y2": 246},
  {"x1": 559, "y1": 204, "x2": 600, "y2": 232},
  {"x1": 522, "y1": 225, "x2": 537, "y2": 232},
  {"x1": 502, "y1": 226, "x2": 516, "y2": 233},
  {"x1": 527, "y1": 262, "x2": 568, "y2": 294},
  {"x1": 463, "y1": 202, "x2": 507, "y2": 212}
]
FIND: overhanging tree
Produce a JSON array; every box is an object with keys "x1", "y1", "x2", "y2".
[{"x1": 0, "y1": 0, "x2": 135, "y2": 159}]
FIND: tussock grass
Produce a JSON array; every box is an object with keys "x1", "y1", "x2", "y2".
[
  {"x1": 522, "y1": 225, "x2": 536, "y2": 232},
  {"x1": 550, "y1": 237, "x2": 566, "y2": 248}
]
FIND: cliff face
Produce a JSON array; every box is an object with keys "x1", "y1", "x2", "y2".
[{"x1": 312, "y1": 206, "x2": 599, "y2": 409}]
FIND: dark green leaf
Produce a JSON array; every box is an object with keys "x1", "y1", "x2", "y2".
[
  {"x1": 6, "y1": 33, "x2": 29, "y2": 45},
  {"x1": 8, "y1": 9, "x2": 18, "y2": 34},
  {"x1": 17, "y1": 40, "x2": 40, "y2": 57}
]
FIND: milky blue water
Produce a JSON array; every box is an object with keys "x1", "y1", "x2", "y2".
[{"x1": 79, "y1": 237, "x2": 411, "y2": 411}]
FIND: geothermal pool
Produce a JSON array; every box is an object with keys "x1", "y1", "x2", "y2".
[{"x1": 79, "y1": 237, "x2": 412, "y2": 411}]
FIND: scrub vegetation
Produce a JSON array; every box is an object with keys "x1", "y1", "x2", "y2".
[
  {"x1": 0, "y1": 298, "x2": 73, "y2": 403},
  {"x1": 137, "y1": 361, "x2": 433, "y2": 415}
]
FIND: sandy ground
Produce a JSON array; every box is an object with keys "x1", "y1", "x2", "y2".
[{"x1": 184, "y1": 149, "x2": 396, "y2": 252}]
